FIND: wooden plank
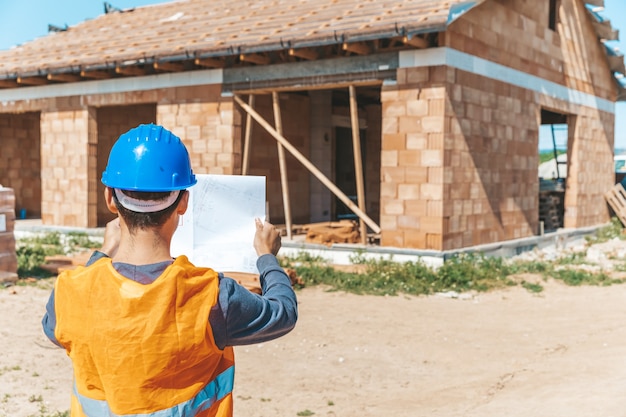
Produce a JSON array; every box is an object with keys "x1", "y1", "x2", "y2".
[
  {"x1": 0, "y1": 79, "x2": 19, "y2": 88},
  {"x1": 240, "y1": 53, "x2": 271, "y2": 65},
  {"x1": 403, "y1": 35, "x2": 429, "y2": 49},
  {"x1": 17, "y1": 76, "x2": 48, "y2": 86},
  {"x1": 116, "y1": 65, "x2": 147, "y2": 76},
  {"x1": 242, "y1": 94, "x2": 255, "y2": 176},
  {"x1": 605, "y1": 183, "x2": 626, "y2": 226},
  {"x1": 194, "y1": 57, "x2": 226, "y2": 68},
  {"x1": 288, "y1": 48, "x2": 318, "y2": 61},
  {"x1": 47, "y1": 73, "x2": 82, "y2": 82},
  {"x1": 306, "y1": 221, "x2": 360, "y2": 246},
  {"x1": 342, "y1": 42, "x2": 371, "y2": 55},
  {"x1": 80, "y1": 70, "x2": 112, "y2": 79},
  {"x1": 233, "y1": 94, "x2": 381, "y2": 234},
  {"x1": 272, "y1": 92, "x2": 293, "y2": 240},
  {"x1": 349, "y1": 85, "x2": 367, "y2": 245},
  {"x1": 153, "y1": 61, "x2": 184, "y2": 72}
]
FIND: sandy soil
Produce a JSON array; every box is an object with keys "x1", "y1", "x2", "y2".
[{"x1": 1, "y1": 274, "x2": 626, "y2": 417}]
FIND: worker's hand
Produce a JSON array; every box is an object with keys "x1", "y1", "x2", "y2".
[
  {"x1": 100, "y1": 217, "x2": 121, "y2": 258},
  {"x1": 253, "y1": 218, "x2": 281, "y2": 256}
]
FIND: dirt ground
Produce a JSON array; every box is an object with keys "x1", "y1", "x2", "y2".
[{"x1": 2, "y1": 269, "x2": 626, "y2": 417}]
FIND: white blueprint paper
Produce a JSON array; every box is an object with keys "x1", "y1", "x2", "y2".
[{"x1": 171, "y1": 174, "x2": 266, "y2": 273}]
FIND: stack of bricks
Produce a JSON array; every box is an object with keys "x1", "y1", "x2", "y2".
[{"x1": 0, "y1": 186, "x2": 17, "y2": 284}]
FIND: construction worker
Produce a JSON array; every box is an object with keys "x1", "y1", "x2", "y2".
[{"x1": 41, "y1": 124, "x2": 298, "y2": 417}]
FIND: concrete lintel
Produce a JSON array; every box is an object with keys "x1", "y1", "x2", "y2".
[
  {"x1": 223, "y1": 52, "x2": 399, "y2": 91},
  {"x1": 399, "y1": 47, "x2": 616, "y2": 114},
  {"x1": 0, "y1": 69, "x2": 223, "y2": 103}
]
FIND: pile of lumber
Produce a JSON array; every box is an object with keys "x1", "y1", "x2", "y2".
[{"x1": 302, "y1": 220, "x2": 360, "y2": 246}]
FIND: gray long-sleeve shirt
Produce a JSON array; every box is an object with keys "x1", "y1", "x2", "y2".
[{"x1": 42, "y1": 251, "x2": 298, "y2": 350}]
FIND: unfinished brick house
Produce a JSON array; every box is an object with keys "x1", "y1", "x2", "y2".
[{"x1": 0, "y1": 0, "x2": 623, "y2": 251}]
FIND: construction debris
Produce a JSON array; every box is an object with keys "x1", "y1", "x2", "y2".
[
  {"x1": 605, "y1": 183, "x2": 626, "y2": 227},
  {"x1": 302, "y1": 220, "x2": 360, "y2": 246}
]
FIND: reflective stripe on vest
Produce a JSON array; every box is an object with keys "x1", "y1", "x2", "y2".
[{"x1": 75, "y1": 366, "x2": 235, "y2": 417}]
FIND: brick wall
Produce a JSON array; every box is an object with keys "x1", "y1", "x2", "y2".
[
  {"x1": 40, "y1": 109, "x2": 92, "y2": 226},
  {"x1": 446, "y1": 0, "x2": 615, "y2": 101},
  {"x1": 157, "y1": 85, "x2": 240, "y2": 176},
  {"x1": 96, "y1": 105, "x2": 156, "y2": 226},
  {"x1": 447, "y1": 0, "x2": 615, "y2": 232},
  {"x1": 445, "y1": 69, "x2": 539, "y2": 249},
  {"x1": 365, "y1": 104, "x2": 382, "y2": 225},
  {"x1": 242, "y1": 93, "x2": 311, "y2": 225},
  {"x1": 309, "y1": 91, "x2": 333, "y2": 223},
  {"x1": 0, "y1": 187, "x2": 17, "y2": 276},
  {"x1": 0, "y1": 113, "x2": 41, "y2": 218},
  {"x1": 377, "y1": 0, "x2": 616, "y2": 250},
  {"x1": 380, "y1": 67, "x2": 449, "y2": 249}
]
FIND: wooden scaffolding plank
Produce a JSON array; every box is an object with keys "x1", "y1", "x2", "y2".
[{"x1": 605, "y1": 183, "x2": 626, "y2": 226}]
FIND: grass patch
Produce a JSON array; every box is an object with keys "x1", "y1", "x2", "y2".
[
  {"x1": 539, "y1": 149, "x2": 566, "y2": 164},
  {"x1": 586, "y1": 217, "x2": 625, "y2": 244},
  {"x1": 11, "y1": 218, "x2": 626, "y2": 296},
  {"x1": 14, "y1": 231, "x2": 102, "y2": 281},
  {"x1": 280, "y1": 218, "x2": 626, "y2": 296},
  {"x1": 281, "y1": 252, "x2": 523, "y2": 296}
]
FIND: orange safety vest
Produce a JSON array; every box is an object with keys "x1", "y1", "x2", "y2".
[{"x1": 54, "y1": 256, "x2": 235, "y2": 417}]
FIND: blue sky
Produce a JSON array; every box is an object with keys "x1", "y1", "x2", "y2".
[{"x1": 0, "y1": 0, "x2": 625, "y2": 149}]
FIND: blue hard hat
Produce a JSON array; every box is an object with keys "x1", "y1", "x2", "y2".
[{"x1": 101, "y1": 124, "x2": 197, "y2": 191}]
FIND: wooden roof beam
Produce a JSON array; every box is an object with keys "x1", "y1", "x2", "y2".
[
  {"x1": 288, "y1": 48, "x2": 318, "y2": 60},
  {"x1": 17, "y1": 76, "x2": 48, "y2": 86},
  {"x1": 239, "y1": 53, "x2": 271, "y2": 65},
  {"x1": 80, "y1": 70, "x2": 112, "y2": 79},
  {"x1": 115, "y1": 65, "x2": 147, "y2": 76},
  {"x1": 194, "y1": 57, "x2": 226, "y2": 68},
  {"x1": 0, "y1": 79, "x2": 19, "y2": 88},
  {"x1": 402, "y1": 35, "x2": 429, "y2": 49},
  {"x1": 47, "y1": 73, "x2": 82, "y2": 82},
  {"x1": 342, "y1": 42, "x2": 370, "y2": 55},
  {"x1": 153, "y1": 61, "x2": 185, "y2": 72},
  {"x1": 608, "y1": 55, "x2": 626, "y2": 74}
]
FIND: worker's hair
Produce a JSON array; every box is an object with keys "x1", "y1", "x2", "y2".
[{"x1": 111, "y1": 189, "x2": 185, "y2": 232}]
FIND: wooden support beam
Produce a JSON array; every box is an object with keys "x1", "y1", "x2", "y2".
[
  {"x1": 402, "y1": 35, "x2": 429, "y2": 49},
  {"x1": 239, "y1": 53, "x2": 271, "y2": 65},
  {"x1": 115, "y1": 65, "x2": 147, "y2": 76},
  {"x1": 0, "y1": 79, "x2": 19, "y2": 88},
  {"x1": 80, "y1": 70, "x2": 112, "y2": 79},
  {"x1": 47, "y1": 73, "x2": 82, "y2": 82},
  {"x1": 17, "y1": 76, "x2": 48, "y2": 86},
  {"x1": 288, "y1": 48, "x2": 318, "y2": 61},
  {"x1": 349, "y1": 85, "x2": 368, "y2": 244},
  {"x1": 194, "y1": 57, "x2": 226, "y2": 68},
  {"x1": 233, "y1": 94, "x2": 381, "y2": 234},
  {"x1": 153, "y1": 61, "x2": 185, "y2": 72},
  {"x1": 342, "y1": 42, "x2": 370, "y2": 55},
  {"x1": 272, "y1": 92, "x2": 293, "y2": 240},
  {"x1": 242, "y1": 95, "x2": 255, "y2": 176}
]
